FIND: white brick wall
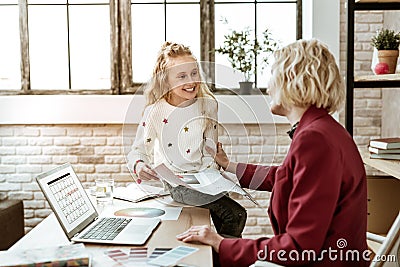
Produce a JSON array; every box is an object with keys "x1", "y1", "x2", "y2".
[{"x1": 0, "y1": 124, "x2": 291, "y2": 235}]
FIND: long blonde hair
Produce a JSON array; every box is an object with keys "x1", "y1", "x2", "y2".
[
  {"x1": 144, "y1": 41, "x2": 217, "y2": 128},
  {"x1": 269, "y1": 39, "x2": 345, "y2": 113},
  {"x1": 145, "y1": 41, "x2": 215, "y2": 105}
]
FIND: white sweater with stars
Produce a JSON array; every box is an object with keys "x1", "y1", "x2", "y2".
[{"x1": 127, "y1": 97, "x2": 219, "y2": 174}]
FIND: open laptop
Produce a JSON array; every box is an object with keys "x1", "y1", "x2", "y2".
[{"x1": 36, "y1": 163, "x2": 160, "y2": 245}]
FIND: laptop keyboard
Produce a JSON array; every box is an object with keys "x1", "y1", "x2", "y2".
[{"x1": 80, "y1": 217, "x2": 132, "y2": 240}]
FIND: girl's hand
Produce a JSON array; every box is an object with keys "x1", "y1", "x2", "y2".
[
  {"x1": 206, "y1": 142, "x2": 230, "y2": 170},
  {"x1": 136, "y1": 162, "x2": 159, "y2": 182},
  {"x1": 176, "y1": 225, "x2": 224, "y2": 252}
]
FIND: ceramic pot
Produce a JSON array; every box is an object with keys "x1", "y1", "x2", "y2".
[
  {"x1": 378, "y1": 50, "x2": 399, "y2": 74},
  {"x1": 239, "y1": 81, "x2": 254, "y2": 95}
]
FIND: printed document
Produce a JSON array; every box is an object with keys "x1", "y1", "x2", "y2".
[{"x1": 154, "y1": 163, "x2": 260, "y2": 206}]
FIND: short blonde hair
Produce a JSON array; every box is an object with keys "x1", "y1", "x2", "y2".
[{"x1": 269, "y1": 39, "x2": 345, "y2": 113}]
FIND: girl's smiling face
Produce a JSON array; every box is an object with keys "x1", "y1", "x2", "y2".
[{"x1": 167, "y1": 56, "x2": 200, "y2": 106}]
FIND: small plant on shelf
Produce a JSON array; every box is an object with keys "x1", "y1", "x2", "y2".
[
  {"x1": 371, "y1": 28, "x2": 400, "y2": 50},
  {"x1": 371, "y1": 29, "x2": 400, "y2": 74}
]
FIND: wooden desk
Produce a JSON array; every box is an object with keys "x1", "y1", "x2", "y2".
[{"x1": 9, "y1": 196, "x2": 213, "y2": 266}]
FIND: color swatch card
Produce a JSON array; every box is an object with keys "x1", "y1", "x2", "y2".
[
  {"x1": 149, "y1": 248, "x2": 172, "y2": 260},
  {"x1": 148, "y1": 246, "x2": 198, "y2": 266},
  {"x1": 129, "y1": 248, "x2": 149, "y2": 263},
  {"x1": 105, "y1": 248, "x2": 148, "y2": 266},
  {"x1": 105, "y1": 249, "x2": 129, "y2": 262},
  {"x1": 105, "y1": 247, "x2": 172, "y2": 267}
]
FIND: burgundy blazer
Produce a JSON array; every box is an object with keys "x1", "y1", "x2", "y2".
[{"x1": 219, "y1": 106, "x2": 368, "y2": 267}]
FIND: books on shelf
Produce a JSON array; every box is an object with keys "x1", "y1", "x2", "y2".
[
  {"x1": 370, "y1": 153, "x2": 400, "y2": 160},
  {"x1": 369, "y1": 146, "x2": 400, "y2": 154},
  {"x1": 369, "y1": 137, "x2": 400, "y2": 150},
  {"x1": 369, "y1": 137, "x2": 400, "y2": 161},
  {"x1": 0, "y1": 243, "x2": 91, "y2": 267}
]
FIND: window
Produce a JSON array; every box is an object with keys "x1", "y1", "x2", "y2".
[
  {"x1": 0, "y1": 1, "x2": 20, "y2": 90},
  {"x1": 131, "y1": 0, "x2": 201, "y2": 83},
  {"x1": 0, "y1": 0, "x2": 301, "y2": 94},
  {"x1": 215, "y1": 0, "x2": 299, "y2": 89}
]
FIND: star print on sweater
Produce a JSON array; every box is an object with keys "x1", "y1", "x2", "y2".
[{"x1": 127, "y1": 98, "x2": 219, "y2": 174}]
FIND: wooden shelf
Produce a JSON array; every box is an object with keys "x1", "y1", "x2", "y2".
[
  {"x1": 355, "y1": 74, "x2": 400, "y2": 82},
  {"x1": 354, "y1": 1, "x2": 400, "y2": 10},
  {"x1": 356, "y1": 0, "x2": 400, "y2": 3},
  {"x1": 361, "y1": 150, "x2": 400, "y2": 180},
  {"x1": 354, "y1": 74, "x2": 400, "y2": 88}
]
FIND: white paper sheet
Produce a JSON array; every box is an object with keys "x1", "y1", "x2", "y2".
[
  {"x1": 113, "y1": 184, "x2": 169, "y2": 203},
  {"x1": 154, "y1": 164, "x2": 260, "y2": 207},
  {"x1": 153, "y1": 164, "x2": 189, "y2": 187}
]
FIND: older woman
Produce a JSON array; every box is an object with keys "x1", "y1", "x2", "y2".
[{"x1": 177, "y1": 39, "x2": 368, "y2": 267}]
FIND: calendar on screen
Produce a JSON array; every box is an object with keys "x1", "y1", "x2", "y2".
[{"x1": 48, "y1": 173, "x2": 90, "y2": 224}]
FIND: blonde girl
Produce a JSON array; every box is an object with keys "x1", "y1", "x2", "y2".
[{"x1": 127, "y1": 42, "x2": 247, "y2": 238}]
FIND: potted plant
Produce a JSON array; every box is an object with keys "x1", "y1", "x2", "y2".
[
  {"x1": 214, "y1": 27, "x2": 278, "y2": 94},
  {"x1": 371, "y1": 28, "x2": 400, "y2": 74}
]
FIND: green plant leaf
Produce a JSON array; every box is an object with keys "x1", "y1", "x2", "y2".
[
  {"x1": 371, "y1": 29, "x2": 400, "y2": 50},
  {"x1": 213, "y1": 25, "x2": 280, "y2": 82}
]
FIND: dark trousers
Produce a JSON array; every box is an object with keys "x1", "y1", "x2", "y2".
[{"x1": 166, "y1": 184, "x2": 247, "y2": 238}]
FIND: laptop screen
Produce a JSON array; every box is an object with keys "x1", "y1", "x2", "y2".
[{"x1": 36, "y1": 163, "x2": 98, "y2": 238}]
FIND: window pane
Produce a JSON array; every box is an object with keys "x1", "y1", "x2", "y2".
[
  {"x1": 256, "y1": 3, "x2": 296, "y2": 87},
  {"x1": 29, "y1": 6, "x2": 69, "y2": 89},
  {"x1": 0, "y1": 1, "x2": 18, "y2": 4},
  {"x1": 215, "y1": 0, "x2": 252, "y2": 3},
  {"x1": 257, "y1": 3, "x2": 296, "y2": 46},
  {"x1": 131, "y1": 0, "x2": 163, "y2": 4},
  {"x1": 69, "y1": 0, "x2": 109, "y2": 3},
  {"x1": 69, "y1": 5, "x2": 110, "y2": 89},
  {"x1": 166, "y1": 4, "x2": 200, "y2": 60},
  {"x1": 0, "y1": 6, "x2": 20, "y2": 90},
  {"x1": 215, "y1": 4, "x2": 255, "y2": 89},
  {"x1": 167, "y1": 0, "x2": 199, "y2": 3},
  {"x1": 28, "y1": 0, "x2": 67, "y2": 4},
  {"x1": 132, "y1": 4, "x2": 164, "y2": 83}
]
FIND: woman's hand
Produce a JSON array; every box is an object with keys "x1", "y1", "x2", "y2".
[
  {"x1": 136, "y1": 162, "x2": 159, "y2": 183},
  {"x1": 206, "y1": 142, "x2": 230, "y2": 170},
  {"x1": 176, "y1": 225, "x2": 224, "y2": 252}
]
